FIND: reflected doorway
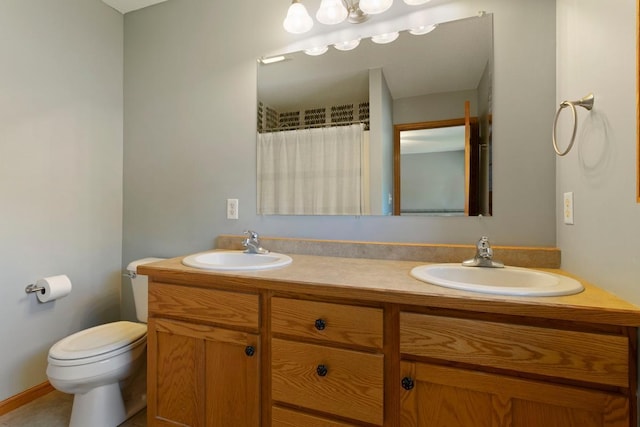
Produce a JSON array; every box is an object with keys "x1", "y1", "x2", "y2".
[{"x1": 393, "y1": 116, "x2": 483, "y2": 216}]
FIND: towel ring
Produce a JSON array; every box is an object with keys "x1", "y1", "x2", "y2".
[{"x1": 552, "y1": 93, "x2": 594, "y2": 156}]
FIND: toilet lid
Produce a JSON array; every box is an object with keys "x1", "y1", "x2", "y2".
[{"x1": 49, "y1": 321, "x2": 146, "y2": 361}]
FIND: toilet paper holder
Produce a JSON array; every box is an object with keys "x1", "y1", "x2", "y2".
[{"x1": 25, "y1": 283, "x2": 46, "y2": 295}]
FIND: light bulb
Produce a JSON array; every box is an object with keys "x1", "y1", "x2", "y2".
[
  {"x1": 408, "y1": 24, "x2": 436, "y2": 35},
  {"x1": 359, "y1": 0, "x2": 393, "y2": 15},
  {"x1": 304, "y1": 46, "x2": 329, "y2": 56},
  {"x1": 334, "y1": 39, "x2": 361, "y2": 51},
  {"x1": 283, "y1": 1, "x2": 313, "y2": 34},
  {"x1": 316, "y1": 0, "x2": 348, "y2": 25},
  {"x1": 371, "y1": 32, "x2": 399, "y2": 44},
  {"x1": 403, "y1": 0, "x2": 431, "y2": 5}
]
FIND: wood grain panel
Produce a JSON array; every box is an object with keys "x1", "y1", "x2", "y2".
[
  {"x1": 149, "y1": 318, "x2": 260, "y2": 427},
  {"x1": 400, "y1": 312, "x2": 629, "y2": 387},
  {"x1": 205, "y1": 334, "x2": 259, "y2": 426},
  {"x1": 149, "y1": 282, "x2": 259, "y2": 330},
  {"x1": 155, "y1": 325, "x2": 203, "y2": 426},
  {"x1": 271, "y1": 338, "x2": 384, "y2": 425},
  {"x1": 400, "y1": 361, "x2": 629, "y2": 427},
  {"x1": 272, "y1": 406, "x2": 360, "y2": 427},
  {"x1": 154, "y1": 317, "x2": 255, "y2": 346},
  {"x1": 399, "y1": 361, "x2": 493, "y2": 427},
  {"x1": 271, "y1": 297, "x2": 383, "y2": 349}
]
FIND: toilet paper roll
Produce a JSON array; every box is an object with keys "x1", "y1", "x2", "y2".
[{"x1": 36, "y1": 275, "x2": 72, "y2": 303}]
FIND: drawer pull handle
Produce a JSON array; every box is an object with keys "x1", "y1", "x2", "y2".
[
  {"x1": 316, "y1": 364, "x2": 328, "y2": 377},
  {"x1": 401, "y1": 376, "x2": 415, "y2": 390},
  {"x1": 244, "y1": 345, "x2": 256, "y2": 357},
  {"x1": 314, "y1": 318, "x2": 326, "y2": 330}
]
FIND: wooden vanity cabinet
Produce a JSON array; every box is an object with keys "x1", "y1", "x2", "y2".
[
  {"x1": 144, "y1": 272, "x2": 638, "y2": 427},
  {"x1": 399, "y1": 361, "x2": 629, "y2": 427},
  {"x1": 146, "y1": 282, "x2": 261, "y2": 427},
  {"x1": 270, "y1": 297, "x2": 385, "y2": 426},
  {"x1": 399, "y1": 310, "x2": 634, "y2": 427}
]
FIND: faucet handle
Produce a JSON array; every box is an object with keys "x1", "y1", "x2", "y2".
[
  {"x1": 463, "y1": 236, "x2": 503, "y2": 268},
  {"x1": 477, "y1": 236, "x2": 492, "y2": 258},
  {"x1": 241, "y1": 230, "x2": 269, "y2": 254},
  {"x1": 244, "y1": 230, "x2": 259, "y2": 240}
]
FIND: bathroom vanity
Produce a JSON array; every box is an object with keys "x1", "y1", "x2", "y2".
[{"x1": 139, "y1": 249, "x2": 640, "y2": 427}]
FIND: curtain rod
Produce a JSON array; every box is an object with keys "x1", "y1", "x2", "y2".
[{"x1": 258, "y1": 119, "x2": 369, "y2": 133}]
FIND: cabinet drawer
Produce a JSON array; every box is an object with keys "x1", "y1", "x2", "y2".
[
  {"x1": 148, "y1": 282, "x2": 259, "y2": 331},
  {"x1": 400, "y1": 312, "x2": 629, "y2": 387},
  {"x1": 272, "y1": 406, "x2": 360, "y2": 427},
  {"x1": 271, "y1": 338, "x2": 384, "y2": 425},
  {"x1": 271, "y1": 297, "x2": 383, "y2": 349}
]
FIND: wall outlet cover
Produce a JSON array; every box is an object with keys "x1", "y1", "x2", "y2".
[
  {"x1": 227, "y1": 198, "x2": 239, "y2": 220},
  {"x1": 563, "y1": 192, "x2": 574, "y2": 225}
]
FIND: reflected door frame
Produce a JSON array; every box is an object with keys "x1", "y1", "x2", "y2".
[{"x1": 393, "y1": 117, "x2": 480, "y2": 216}]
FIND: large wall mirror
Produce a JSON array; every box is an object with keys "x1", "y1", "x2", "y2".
[{"x1": 257, "y1": 13, "x2": 493, "y2": 216}]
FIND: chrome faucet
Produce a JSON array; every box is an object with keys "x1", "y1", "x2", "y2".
[
  {"x1": 242, "y1": 230, "x2": 269, "y2": 254},
  {"x1": 462, "y1": 236, "x2": 504, "y2": 268}
]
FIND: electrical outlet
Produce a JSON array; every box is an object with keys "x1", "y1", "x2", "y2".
[
  {"x1": 563, "y1": 192, "x2": 574, "y2": 225},
  {"x1": 227, "y1": 199, "x2": 239, "y2": 219}
]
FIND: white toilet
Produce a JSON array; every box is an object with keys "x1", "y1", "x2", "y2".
[{"x1": 46, "y1": 257, "x2": 164, "y2": 427}]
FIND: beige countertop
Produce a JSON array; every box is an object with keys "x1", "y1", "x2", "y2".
[{"x1": 139, "y1": 250, "x2": 640, "y2": 327}]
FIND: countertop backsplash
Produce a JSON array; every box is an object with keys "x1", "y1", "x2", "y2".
[{"x1": 215, "y1": 235, "x2": 561, "y2": 268}]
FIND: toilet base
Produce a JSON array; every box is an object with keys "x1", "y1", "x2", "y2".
[{"x1": 69, "y1": 382, "x2": 126, "y2": 427}]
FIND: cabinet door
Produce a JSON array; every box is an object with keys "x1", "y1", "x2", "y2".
[
  {"x1": 400, "y1": 361, "x2": 629, "y2": 427},
  {"x1": 147, "y1": 318, "x2": 259, "y2": 427}
]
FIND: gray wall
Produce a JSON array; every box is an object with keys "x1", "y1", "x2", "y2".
[
  {"x1": 122, "y1": 0, "x2": 557, "y2": 304},
  {"x1": 556, "y1": 0, "x2": 640, "y2": 306},
  {"x1": 402, "y1": 151, "x2": 465, "y2": 212},
  {"x1": 394, "y1": 89, "x2": 479, "y2": 123},
  {"x1": 0, "y1": 0, "x2": 123, "y2": 401},
  {"x1": 369, "y1": 68, "x2": 394, "y2": 215}
]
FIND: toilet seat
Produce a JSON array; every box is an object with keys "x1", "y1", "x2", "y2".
[{"x1": 48, "y1": 321, "x2": 146, "y2": 366}]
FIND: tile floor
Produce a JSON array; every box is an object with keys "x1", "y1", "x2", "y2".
[{"x1": 0, "y1": 390, "x2": 146, "y2": 427}]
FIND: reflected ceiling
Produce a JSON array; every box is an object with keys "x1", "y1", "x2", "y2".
[
  {"x1": 258, "y1": 15, "x2": 492, "y2": 111},
  {"x1": 101, "y1": 0, "x2": 167, "y2": 14}
]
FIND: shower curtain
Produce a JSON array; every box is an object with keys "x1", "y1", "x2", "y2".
[{"x1": 257, "y1": 124, "x2": 368, "y2": 215}]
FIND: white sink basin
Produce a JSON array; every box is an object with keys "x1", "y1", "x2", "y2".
[
  {"x1": 410, "y1": 263, "x2": 584, "y2": 297},
  {"x1": 182, "y1": 250, "x2": 292, "y2": 271}
]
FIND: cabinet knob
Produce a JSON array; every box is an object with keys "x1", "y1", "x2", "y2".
[
  {"x1": 316, "y1": 364, "x2": 328, "y2": 377},
  {"x1": 314, "y1": 318, "x2": 326, "y2": 331},
  {"x1": 244, "y1": 345, "x2": 256, "y2": 357},
  {"x1": 401, "y1": 376, "x2": 414, "y2": 390}
]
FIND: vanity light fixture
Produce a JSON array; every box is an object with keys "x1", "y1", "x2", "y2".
[
  {"x1": 334, "y1": 39, "x2": 361, "y2": 51},
  {"x1": 316, "y1": 0, "x2": 348, "y2": 25},
  {"x1": 284, "y1": 0, "x2": 433, "y2": 35},
  {"x1": 371, "y1": 31, "x2": 400, "y2": 44},
  {"x1": 283, "y1": 0, "x2": 314, "y2": 34},
  {"x1": 304, "y1": 46, "x2": 330, "y2": 56},
  {"x1": 358, "y1": 0, "x2": 393, "y2": 15},
  {"x1": 403, "y1": 0, "x2": 432, "y2": 5},
  {"x1": 408, "y1": 24, "x2": 436, "y2": 35}
]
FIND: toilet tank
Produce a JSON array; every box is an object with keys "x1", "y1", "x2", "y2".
[{"x1": 126, "y1": 257, "x2": 165, "y2": 323}]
